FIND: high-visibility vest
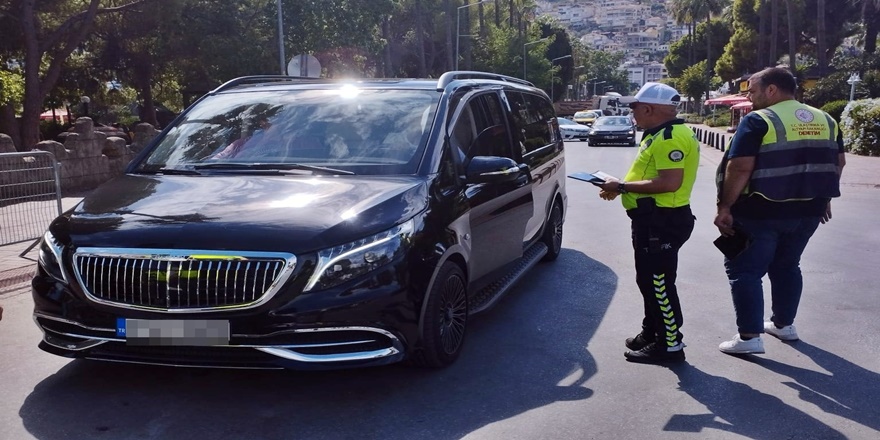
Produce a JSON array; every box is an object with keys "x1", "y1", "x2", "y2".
[{"x1": 747, "y1": 101, "x2": 841, "y2": 201}]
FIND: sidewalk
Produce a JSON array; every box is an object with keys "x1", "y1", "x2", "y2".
[{"x1": 692, "y1": 124, "x2": 880, "y2": 188}]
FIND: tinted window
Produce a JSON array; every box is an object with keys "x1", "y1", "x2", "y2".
[
  {"x1": 450, "y1": 92, "x2": 514, "y2": 165},
  {"x1": 506, "y1": 91, "x2": 555, "y2": 154},
  {"x1": 136, "y1": 89, "x2": 440, "y2": 175}
]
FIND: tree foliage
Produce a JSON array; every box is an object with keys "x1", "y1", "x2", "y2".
[
  {"x1": 0, "y1": 0, "x2": 153, "y2": 150},
  {"x1": 678, "y1": 60, "x2": 720, "y2": 112},
  {"x1": 665, "y1": 20, "x2": 732, "y2": 78},
  {"x1": 0, "y1": 70, "x2": 25, "y2": 108},
  {"x1": 714, "y1": 0, "x2": 761, "y2": 80},
  {"x1": 4, "y1": 0, "x2": 880, "y2": 151}
]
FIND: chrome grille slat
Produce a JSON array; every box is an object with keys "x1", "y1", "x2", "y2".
[
  {"x1": 115, "y1": 258, "x2": 122, "y2": 301},
  {"x1": 196, "y1": 261, "x2": 203, "y2": 308},
  {"x1": 72, "y1": 248, "x2": 296, "y2": 312},
  {"x1": 233, "y1": 261, "x2": 241, "y2": 303},
  {"x1": 251, "y1": 263, "x2": 260, "y2": 301},
  {"x1": 139, "y1": 259, "x2": 146, "y2": 305}
]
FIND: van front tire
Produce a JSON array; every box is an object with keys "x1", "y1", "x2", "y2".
[
  {"x1": 541, "y1": 202, "x2": 563, "y2": 262},
  {"x1": 411, "y1": 262, "x2": 468, "y2": 368}
]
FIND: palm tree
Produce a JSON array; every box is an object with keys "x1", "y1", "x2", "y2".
[
  {"x1": 859, "y1": 0, "x2": 880, "y2": 54},
  {"x1": 783, "y1": 0, "x2": 797, "y2": 74},
  {"x1": 445, "y1": 0, "x2": 453, "y2": 70},
  {"x1": 695, "y1": 0, "x2": 729, "y2": 83},
  {"x1": 770, "y1": 0, "x2": 779, "y2": 64},
  {"x1": 415, "y1": 0, "x2": 426, "y2": 77},
  {"x1": 817, "y1": 0, "x2": 827, "y2": 73},
  {"x1": 757, "y1": 0, "x2": 768, "y2": 68},
  {"x1": 670, "y1": 0, "x2": 698, "y2": 65}
]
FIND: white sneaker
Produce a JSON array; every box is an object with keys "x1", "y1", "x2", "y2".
[
  {"x1": 764, "y1": 322, "x2": 799, "y2": 341},
  {"x1": 719, "y1": 334, "x2": 765, "y2": 354}
]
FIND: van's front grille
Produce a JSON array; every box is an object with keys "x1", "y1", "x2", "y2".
[{"x1": 73, "y1": 248, "x2": 296, "y2": 312}]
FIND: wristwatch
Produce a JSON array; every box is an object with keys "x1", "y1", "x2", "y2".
[{"x1": 618, "y1": 182, "x2": 627, "y2": 194}]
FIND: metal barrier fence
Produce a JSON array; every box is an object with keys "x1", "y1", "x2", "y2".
[{"x1": 0, "y1": 151, "x2": 62, "y2": 256}]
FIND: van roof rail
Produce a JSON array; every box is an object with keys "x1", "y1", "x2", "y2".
[
  {"x1": 211, "y1": 75, "x2": 323, "y2": 94},
  {"x1": 436, "y1": 71, "x2": 534, "y2": 90}
]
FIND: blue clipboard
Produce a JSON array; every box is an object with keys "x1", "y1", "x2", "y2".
[{"x1": 568, "y1": 171, "x2": 616, "y2": 187}]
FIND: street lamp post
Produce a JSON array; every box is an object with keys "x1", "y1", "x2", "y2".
[
  {"x1": 584, "y1": 77, "x2": 596, "y2": 99},
  {"x1": 523, "y1": 37, "x2": 550, "y2": 80},
  {"x1": 847, "y1": 73, "x2": 861, "y2": 102},
  {"x1": 80, "y1": 96, "x2": 90, "y2": 119},
  {"x1": 550, "y1": 55, "x2": 572, "y2": 103},
  {"x1": 593, "y1": 80, "x2": 606, "y2": 97},
  {"x1": 456, "y1": 1, "x2": 488, "y2": 70}
]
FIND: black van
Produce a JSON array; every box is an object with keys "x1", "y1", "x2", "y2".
[{"x1": 32, "y1": 71, "x2": 567, "y2": 369}]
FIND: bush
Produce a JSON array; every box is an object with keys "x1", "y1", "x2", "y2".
[
  {"x1": 821, "y1": 100, "x2": 848, "y2": 123},
  {"x1": 39, "y1": 119, "x2": 69, "y2": 143},
  {"x1": 704, "y1": 112, "x2": 731, "y2": 127},
  {"x1": 840, "y1": 98, "x2": 880, "y2": 156},
  {"x1": 679, "y1": 113, "x2": 703, "y2": 124}
]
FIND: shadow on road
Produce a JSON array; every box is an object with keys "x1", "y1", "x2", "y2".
[
  {"x1": 19, "y1": 249, "x2": 615, "y2": 440},
  {"x1": 665, "y1": 363, "x2": 847, "y2": 439},
  {"x1": 748, "y1": 341, "x2": 880, "y2": 433}
]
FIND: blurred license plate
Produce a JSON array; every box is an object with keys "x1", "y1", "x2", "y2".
[{"x1": 117, "y1": 319, "x2": 230, "y2": 346}]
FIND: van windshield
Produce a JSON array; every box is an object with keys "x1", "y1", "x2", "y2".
[{"x1": 135, "y1": 88, "x2": 440, "y2": 175}]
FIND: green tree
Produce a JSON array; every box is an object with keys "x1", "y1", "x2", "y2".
[
  {"x1": 91, "y1": 0, "x2": 190, "y2": 126},
  {"x1": 670, "y1": 0, "x2": 699, "y2": 65},
  {"x1": 665, "y1": 20, "x2": 732, "y2": 78},
  {"x1": 0, "y1": 0, "x2": 153, "y2": 151},
  {"x1": 678, "y1": 60, "x2": 719, "y2": 113},
  {"x1": 0, "y1": 70, "x2": 25, "y2": 108},
  {"x1": 715, "y1": 0, "x2": 761, "y2": 80}
]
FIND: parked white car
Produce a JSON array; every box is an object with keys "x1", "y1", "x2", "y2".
[{"x1": 557, "y1": 117, "x2": 590, "y2": 142}]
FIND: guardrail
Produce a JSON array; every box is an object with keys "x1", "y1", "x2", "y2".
[{"x1": 0, "y1": 151, "x2": 63, "y2": 257}]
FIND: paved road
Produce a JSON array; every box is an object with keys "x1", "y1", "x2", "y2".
[{"x1": 0, "y1": 139, "x2": 878, "y2": 440}]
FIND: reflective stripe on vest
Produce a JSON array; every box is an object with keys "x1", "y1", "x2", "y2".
[{"x1": 748, "y1": 102, "x2": 840, "y2": 201}]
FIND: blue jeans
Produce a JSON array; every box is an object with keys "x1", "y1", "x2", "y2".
[{"x1": 724, "y1": 216, "x2": 821, "y2": 334}]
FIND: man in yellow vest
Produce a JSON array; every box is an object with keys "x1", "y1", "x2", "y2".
[
  {"x1": 715, "y1": 67, "x2": 846, "y2": 355},
  {"x1": 599, "y1": 82, "x2": 699, "y2": 363}
]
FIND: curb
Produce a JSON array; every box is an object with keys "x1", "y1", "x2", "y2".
[{"x1": 0, "y1": 265, "x2": 34, "y2": 295}]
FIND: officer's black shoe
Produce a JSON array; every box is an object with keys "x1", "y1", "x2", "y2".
[
  {"x1": 625, "y1": 331, "x2": 655, "y2": 351},
  {"x1": 624, "y1": 342, "x2": 686, "y2": 364}
]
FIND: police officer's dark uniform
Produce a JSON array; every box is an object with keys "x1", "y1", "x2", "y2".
[{"x1": 606, "y1": 83, "x2": 700, "y2": 363}]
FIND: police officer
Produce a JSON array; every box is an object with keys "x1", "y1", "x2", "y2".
[
  {"x1": 599, "y1": 82, "x2": 700, "y2": 363},
  {"x1": 715, "y1": 67, "x2": 845, "y2": 355}
]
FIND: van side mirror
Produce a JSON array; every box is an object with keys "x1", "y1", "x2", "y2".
[{"x1": 465, "y1": 156, "x2": 521, "y2": 184}]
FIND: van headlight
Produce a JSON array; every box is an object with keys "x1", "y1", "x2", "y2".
[
  {"x1": 38, "y1": 231, "x2": 67, "y2": 282},
  {"x1": 305, "y1": 219, "x2": 414, "y2": 291}
]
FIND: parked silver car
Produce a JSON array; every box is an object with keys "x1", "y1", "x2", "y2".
[{"x1": 557, "y1": 117, "x2": 590, "y2": 142}]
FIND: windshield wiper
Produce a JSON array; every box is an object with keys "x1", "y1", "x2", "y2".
[
  {"x1": 193, "y1": 163, "x2": 354, "y2": 175},
  {"x1": 137, "y1": 167, "x2": 202, "y2": 175}
]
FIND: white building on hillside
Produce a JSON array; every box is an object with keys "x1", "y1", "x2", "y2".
[
  {"x1": 536, "y1": 1, "x2": 595, "y2": 27},
  {"x1": 594, "y1": 0, "x2": 651, "y2": 32},
  {"x1": 624, "y1": 62, "x2": 668, "y2": 87}
]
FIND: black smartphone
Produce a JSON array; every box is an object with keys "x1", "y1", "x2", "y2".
[{"x1": 713, "y1": 224, "x2": 752, "y2": 259}]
